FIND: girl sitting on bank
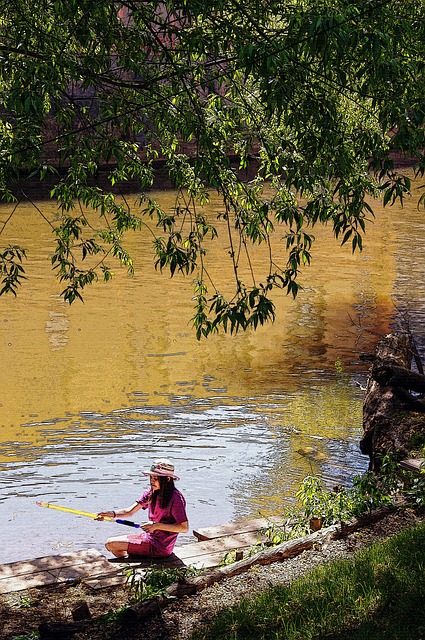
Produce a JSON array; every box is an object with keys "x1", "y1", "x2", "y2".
[{"x1": 97, "y1": 459, "x2": 188, "y2": 558}]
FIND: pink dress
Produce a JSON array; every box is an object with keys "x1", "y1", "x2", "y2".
[{"x1": 127, "y1": 488, "x2": 188, "y2": 557}]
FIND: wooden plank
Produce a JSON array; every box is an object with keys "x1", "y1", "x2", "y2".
[
  {"x1": 0, "y1": 565, "x2": 126, "y2": 593},
  {"x1": 175, "y1": 532, "x2": 265, "y2": 559},
  {"x1": 0, "y1": 571, "x2": 60, "y2": 593},
  {"x1": 0, "y1": 549, "x2": 103, "y2": 579},
  {"x1": 174, "y1": 531, "x2": 266, "y2": 564},
  {"x1": 107, "y1": 553, "x2": 186, "y2": 568},
  {"x1": 193, "y1": 516, "x2": 286, "y2": 541},
  {"x1": 84, "y1": 573, "x2": 127, "y2": 590},
  {"x1": 399, "y1": 458, "x2": 424, "y2": 473},
  {"x1": 0, "y1": 550, "x2": 122, "y2": 594},
  {"x1": 174, "y1": 527, "x2": 286, "y2": 569},
  {"x1": 177, "y1": 551, "x2": 232, "y2": 570}
]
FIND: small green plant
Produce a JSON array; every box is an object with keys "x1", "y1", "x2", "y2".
[
  {"x1": 352, "y1": 454, "x2": 404, "y2": 516},
  {"x1": 9, "y1": 594, "x2": 39, "y2": 610},
  {"x1": 263, "y1": 517, "x2": 294, "y2": 545},
  {"x1": 296, "y1": 475, "x2": 324, "y2": 519},
  {"x1": 411, "y1": 475, "x2": 425, "y2": 507},
  {"x1": 334, "y1": 358, "x2": 344, "y2": 374},
  {"x1": 15, "y1": 595, "x2": 35, "y2": 609},
  {"x1": 221, "y1": 546, "x2": 255, "y2": 565},
  {"x1": 100, "y1": 606, "x2": 128, "y2": 626},
  {"x1": 11, "y1": 633, "x2": 39, "y2": 640},
  {"x1": 351, "y1": 471, "x2": 391, "y2": 516},
  {"x1": 124, "y1": 564, "x2": 199, "y2": 602},
  {"x1": 295, "y1": 475, "x2": 356, "y2": 524},
  {"x1": 265, "y1": 475, "x2": 357, "y2": 545},
  {"x1": 403, "y1": 473, "x2": 425, "y2": 508},
  {"x1": 261, "y1": 457, "x2": 412, "y2": 549}
]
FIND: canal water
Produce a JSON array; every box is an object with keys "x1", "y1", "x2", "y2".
[{"x1": 0, "y1": 170, "x2": 424, "y2": 564}]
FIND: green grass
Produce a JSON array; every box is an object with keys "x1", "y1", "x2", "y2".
[{"x1": 192, "y1": 521, "x2": 425, "y2": 640}]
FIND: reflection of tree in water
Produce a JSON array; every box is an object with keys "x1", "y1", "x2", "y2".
[
  {"x1": 392, "y1": 206, "x2": 425, "y2": 363},
  {"x1": 230, "y1": 377, "x2": 365, "y2": 521},
  {"x1": 45, "y1": 311, "x2": 69, "y2": 351}
]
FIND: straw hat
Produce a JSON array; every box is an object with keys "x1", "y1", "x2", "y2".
[{"x1": 143, "y1": 459, "x2": 180, "y2": 481}]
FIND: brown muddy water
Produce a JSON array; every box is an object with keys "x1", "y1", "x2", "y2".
[{"x1": 0, "y1": 171, "x2": 424, "y2": 564}]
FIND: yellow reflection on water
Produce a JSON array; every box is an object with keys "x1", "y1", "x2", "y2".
[{"x1": 0, "y1": 177, "x2": 414, "y2": 452}]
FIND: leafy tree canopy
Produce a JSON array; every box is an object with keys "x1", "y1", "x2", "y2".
[{"x1": 1, "y1": 0, "x2": 424, "y2": 337}]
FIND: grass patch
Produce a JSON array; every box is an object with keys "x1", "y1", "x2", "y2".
[{"x1": 192, "y1": 521, "x2": 425, "y2": 640}]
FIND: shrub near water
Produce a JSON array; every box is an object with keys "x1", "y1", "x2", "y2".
[
  {"x1": 124, "y1": 564, "x2": 199, "y2": 602},
  {"x1": 193, "y1": 522, "x2": 425, "y2": 640},
  {"x1": 263, "y1": 458, "x2": 425, "y2": 547}
]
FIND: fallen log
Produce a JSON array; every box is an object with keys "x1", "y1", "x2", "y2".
[
  {"x1": 372, "y1": 364, "x2": 425, "y2": 393},
  {"x1": 392, "y1": 387, "x2": 425, "y2": 412},
  {"x1": 121, "y1": 508, "x2": 391, "y2": 623}
]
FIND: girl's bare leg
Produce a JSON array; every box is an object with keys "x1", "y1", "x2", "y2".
[{"x1": 105, "y1": 535, "x2": 130, "y2": 557}]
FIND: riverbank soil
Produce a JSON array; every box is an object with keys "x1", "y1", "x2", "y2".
[{"x1": 1, "y1": 507, "x2": 423, "y2": 640}]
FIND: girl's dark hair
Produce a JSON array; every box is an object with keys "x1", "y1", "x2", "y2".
[{"x1": 150, "y1": 476, "x2": 175, "y2": 510}]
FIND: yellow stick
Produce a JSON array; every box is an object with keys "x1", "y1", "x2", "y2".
[{"x1": 36, "y1": 501, "x2": 114, "y2": 521}]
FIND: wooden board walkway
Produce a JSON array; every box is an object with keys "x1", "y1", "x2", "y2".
[
  {"x1": 175, "y1": 516, "x2": 287, "y2": 570},
  {"x1": 192, "y1": 515, "x2": 285, "y2": 541},
  {"x1": 0, "y1": 517, "x2": 285, "y2": 593},
  {"x1": 0, "y1": 549, "x2": 125, "y2": 594},
  {"x1": 174, "y1": 531, "x2": 268, "y2": 570}
]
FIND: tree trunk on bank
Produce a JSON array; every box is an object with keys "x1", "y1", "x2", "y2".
[{"x1": 360, "y1": 332, "x2": 425, "y2": 470}]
